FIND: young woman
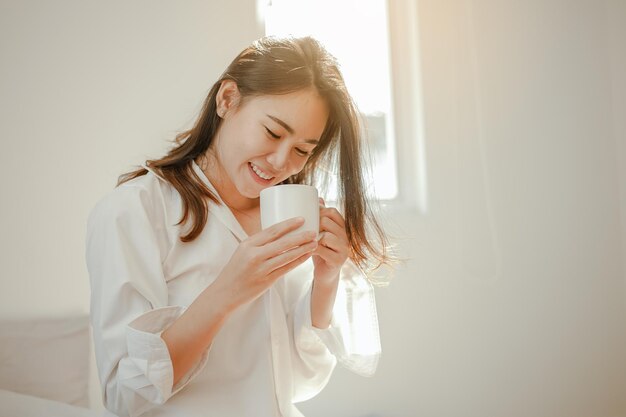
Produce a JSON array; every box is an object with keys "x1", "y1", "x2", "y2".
[{"x1": 86, "y1": 36, "x2": 391, "y2": 417}]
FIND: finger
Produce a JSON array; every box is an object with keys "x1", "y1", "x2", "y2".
[
  {"x1": 317, "y1": 231, "x2": 345, "y2": 254},
  {"x1": 252, "y1": 217, "x2": 305, "y2": 246},
  {"x1": 320, "y1": 207, "x2": 346, "y2": 229},
  {"x1": 266, "y1": 240, "x2": 318, "y2": 272},
  {"x1": 267, "y1": 251, "x2": 314, "y2": 282},
  {"x1": 319, "y1": 216, "x2": 347, "y2": 241},
  {"x1": 262, "y1": 230, "x2": 317, "y2": 259},
  {"x1": 312, "y1": 244, "x2": 343, "y2": 264}
]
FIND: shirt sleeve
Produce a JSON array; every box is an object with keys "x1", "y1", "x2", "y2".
[
  {"x1": 287, "y1": 260, "x2": 382, "y2": 402},
  {"x1": 86, "y1": 184, "x2": 209, "y2": 417}
]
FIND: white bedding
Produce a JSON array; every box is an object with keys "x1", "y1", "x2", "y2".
[
  {"x1": 0, "y1": 389, "x2": 106, "y2": 417},
  {"x1": 0, "y1": 315, "x2": 92, "y2": 407},
  {"x1": 0, "y1": 315, "x2": 110, "y2": 415}
]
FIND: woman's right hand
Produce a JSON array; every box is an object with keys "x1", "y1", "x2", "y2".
[
  {"x1": 213, "y1": 217, "x2": 318, "y2": 310},
  {"x1": 163, "y1": 217, "x2": 315, "y2": 386}
]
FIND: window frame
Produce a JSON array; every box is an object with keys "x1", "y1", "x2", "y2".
[{"x1": 258, "y1": 0, "x2": 426, "y2": 213}]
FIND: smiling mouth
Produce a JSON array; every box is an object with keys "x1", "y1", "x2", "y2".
[{"x1": 249, "y1": 162, "x2": 275, "y2": 182}]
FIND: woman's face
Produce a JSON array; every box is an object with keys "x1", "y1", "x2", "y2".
[{"x1": 209, "y1": 82, "x2": 329, "y2": 204}]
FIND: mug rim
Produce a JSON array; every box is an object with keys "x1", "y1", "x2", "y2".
[{"x1": 260, "y1": 184, "x2": 317, "y2": 196}]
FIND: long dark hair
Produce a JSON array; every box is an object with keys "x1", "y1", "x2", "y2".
[{"x1": 119, "y1": 36, "x2": 392, "y2": 275}]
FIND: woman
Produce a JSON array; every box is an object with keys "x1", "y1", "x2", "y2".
[{"x1": 86, "y1": 36, "x2": 391, "y2": 417}]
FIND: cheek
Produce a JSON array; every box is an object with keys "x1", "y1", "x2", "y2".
[
  {"x1": 290, "y1": 157, "x2": 309, "y2": 175},
  {"x1": 225, "y1": 116, "x2": 257, "y2": 149}
]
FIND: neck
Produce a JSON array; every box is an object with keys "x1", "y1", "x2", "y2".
[{"x1": 196, "y1": 151, "x2": 259, "y2": 213}]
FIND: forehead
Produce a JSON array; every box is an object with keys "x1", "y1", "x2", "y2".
[{"x1": 243, "y1": 89, "x2": 329, "y2": 139}]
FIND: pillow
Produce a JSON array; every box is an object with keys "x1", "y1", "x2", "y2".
[{"x1": 0, "y1": 315, "x2": 91, "y2": 407}]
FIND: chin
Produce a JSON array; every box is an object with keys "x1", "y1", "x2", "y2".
[{"x1": 238, "y1": 183, "x2": 264, "y2": 199}]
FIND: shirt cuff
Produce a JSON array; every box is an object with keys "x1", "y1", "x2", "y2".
[
  {"x1": 294, "y1": 267, "x2": 381, "y2": 377},
  {"x1": 125, "y1": 306, "x2": 210, "y2": 402}
]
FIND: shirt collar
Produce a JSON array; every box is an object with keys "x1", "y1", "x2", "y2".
[
  {"x1": 142, "y1": 161, "x2": 249, "y2": 242},
  {"x1": 190, "y1": 160, "x2": 249, "y2": 242}
]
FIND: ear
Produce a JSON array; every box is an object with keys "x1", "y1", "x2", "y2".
[{"x1": 215, "y1": 79, "x2": 241, "y2": 118}]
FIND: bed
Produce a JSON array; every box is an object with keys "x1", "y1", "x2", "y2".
[{"x1": 0, "y1": 314, "x2": 108, "y2": 417}]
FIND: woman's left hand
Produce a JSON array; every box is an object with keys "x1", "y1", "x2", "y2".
[{"x1": 313, "y1": 198, "x2": 349, "y2": 285}]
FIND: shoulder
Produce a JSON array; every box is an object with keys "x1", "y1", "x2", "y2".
[{"x1": 87, "y1": 172, "x2": 174, "y2": 232}]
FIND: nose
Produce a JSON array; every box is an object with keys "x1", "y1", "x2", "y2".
[{"x1": 266, "y1": 143, "x2": 292, "y2": 173}]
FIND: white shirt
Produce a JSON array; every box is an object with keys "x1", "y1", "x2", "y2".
[{"x1": 86, "y1": 162, "x2": 381, "y2": 417}]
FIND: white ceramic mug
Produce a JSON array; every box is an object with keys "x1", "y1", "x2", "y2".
[{"x1": 260, "y1": 184, "x2": 319, "y2": 238}]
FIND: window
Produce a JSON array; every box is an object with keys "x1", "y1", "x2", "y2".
[{"x1": 261, "y1": 0, "x2": 398, "y2": 201}]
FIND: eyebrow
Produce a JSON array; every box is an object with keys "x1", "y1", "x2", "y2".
[{"x1": 266, "y1": 114, "x2": 320, "y2": 144}]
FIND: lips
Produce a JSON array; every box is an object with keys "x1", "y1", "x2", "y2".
[{"x1": 248, "y1": 162, "x2": 275, "y2": 183}]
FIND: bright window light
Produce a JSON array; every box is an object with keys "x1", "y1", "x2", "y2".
[{"x1": 263, "y1": 0, "x2": 398, "y2": 200}]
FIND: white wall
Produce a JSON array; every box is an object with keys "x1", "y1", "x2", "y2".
[
  {"x1": 0, "y1": 0, "x2": 262, "y2": 318},
  {"x1": 1, "y1": 1, "x2": 624, "y2": 417},
  {"x1": 608, "y1": 0, "x2": 626, "y2": 308}
]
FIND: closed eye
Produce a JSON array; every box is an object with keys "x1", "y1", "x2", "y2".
[{"x1": 264, "y1": 126, "x2": 280, "y2": 139}]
